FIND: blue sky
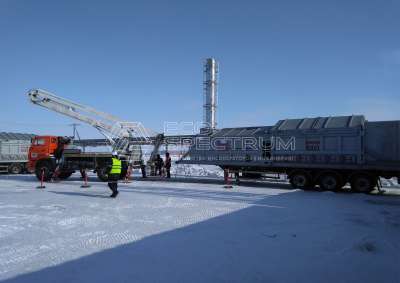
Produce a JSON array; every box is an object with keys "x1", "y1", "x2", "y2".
[{"x1": 0, "y1": 0, "x2": 399, "y2": 137}]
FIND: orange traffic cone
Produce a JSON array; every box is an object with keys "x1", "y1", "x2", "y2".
[
  {"x1": 37, "y1": 169, "x2": 46, "y2": 189},
  {"x1": 124, "y1": 166, "x2": 132, "y2": 183},
  {"x1": 81, "y1": 169, "x2": 91, "y2": 188},
  {"x1": 224, "y1": 169, "x2": 233, "y2": 189}
]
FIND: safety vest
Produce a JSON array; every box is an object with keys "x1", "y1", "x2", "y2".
[{"x1": 110, "y1": 157, "x2": 122, "y2": 174}]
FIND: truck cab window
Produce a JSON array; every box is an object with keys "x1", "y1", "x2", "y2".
[{"x1": 34, "y1": 138, "x2": 45, "y2": 145}]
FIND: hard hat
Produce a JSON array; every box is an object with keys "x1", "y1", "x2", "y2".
[{"x1": 112, "y1": 151, "x2": 118, "y2": 156}]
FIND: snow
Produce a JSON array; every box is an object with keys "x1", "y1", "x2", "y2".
[
  {"x1": 172, "y1": 164, "x2": 224, "y2": 178},
  {"x1": 0, "y1": 174, "x2": 399, "y2": 283}
]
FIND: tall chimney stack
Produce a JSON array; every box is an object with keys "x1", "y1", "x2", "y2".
[{"x1": 203, "y1": 58, "x2": 218, "y2": 131}]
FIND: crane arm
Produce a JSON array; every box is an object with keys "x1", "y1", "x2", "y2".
[{"x1": 27, "y1": 89, "x2": 153, "y2": 149}]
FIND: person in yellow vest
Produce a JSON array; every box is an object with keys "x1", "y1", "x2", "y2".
[{"x1": 108, "y1": 151, "x2": 122, "y2": 198}]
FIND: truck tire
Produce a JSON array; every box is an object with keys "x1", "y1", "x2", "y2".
[
  {"x1": 8, "y1": 163, "x2": 23, "y2": 174},
  {"x1": 351, "y1": 174, "x2": 376, "y2": 193},
  {"x1": 289, "y1": 171, "x2": 313, "y2": 190},
  {"x1": 97, "y1": 167, "x2": 109, "y2": 182},
  {"x1": 35, "y1": 161, "x2": 54, "y2": 182},
  {"x1": 319, "y1": 173, "x2": 343, "y2": 191}
]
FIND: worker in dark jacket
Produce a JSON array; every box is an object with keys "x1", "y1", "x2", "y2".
[
  {"x1": 155, "y1": 154, "x2": 164, "y2": 176},
  {"x1": 108, "y1": 151, "x2": 121, "y2": 198},
  {"x1": 165, "y1": 152, "x2": 171, "y2": 178}
]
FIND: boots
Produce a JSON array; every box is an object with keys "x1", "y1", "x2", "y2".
[
  {"x1": 110, "y1": 190, "x2": 119, "y2": 198},
  {"x1": 109, "y1": 182, "x2": 119, "y2": 198}
]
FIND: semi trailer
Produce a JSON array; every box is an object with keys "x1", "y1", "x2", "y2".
[
  {"x1": 177, "y1": 115, "x2": 400, "y2": 193},
  {"x1": 0, "y1": 132, "x2": 35, "y2": 174}
]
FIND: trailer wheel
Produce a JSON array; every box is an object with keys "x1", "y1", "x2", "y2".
[
  {"x1": 289, "y1": 171, "x2": 313, "y2": 190},
  {"x1": 351, "y1": 174, "x2": 376, "y2": 194},
  {"x1": 8, "y1": 163, "x2": 23, "y2": 174},
  {"x1": 97, "y1": 167, "x2": 109, "y2": 182},
  {"x1": 35, "y1": 161, "x2": 54, "y2": 182},
  {"x1": 319, "y1": 173, "x2": 343, "y2": 191}
]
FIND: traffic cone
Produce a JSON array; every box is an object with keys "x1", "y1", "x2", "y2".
[
  {"x1": 223, "y1": 169, "x2": 233, "y2": 189},
  {"x1": 37, "y1": 169, "x2": 46, "y2": 189},
  {"x1": 124, "y1": 166, "x2": 132, "y2": 183},
  {"x1": 81, "y1": 169, "x2": 91, "y2": 188},
  {"x1": 51, "y1": 167, "x2": 60, "y2": 183}
]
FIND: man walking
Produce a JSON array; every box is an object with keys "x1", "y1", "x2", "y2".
[
  {"x1": 165, "y1": 152, "x2": 171, "y2": 178},
  {"x1": 108, "y1": 151, "x2": 121, "y2": 198},
  {"x1": 155, "y1": 154, "x2": 164, "y2": 176}
]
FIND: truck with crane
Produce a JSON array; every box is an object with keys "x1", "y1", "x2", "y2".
[
  {"x1": 28, "y1": 135, "x2": 124, "y2": 181},
  {"x1": 27, "y1": 89, "x2": 153, "y2": 181}
]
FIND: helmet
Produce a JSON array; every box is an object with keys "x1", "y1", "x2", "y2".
[{"x1": 112, "y1": 151, "x2": 118, "y2": 157}]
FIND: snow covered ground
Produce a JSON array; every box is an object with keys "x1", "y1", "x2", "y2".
[{"x1": 0, "y1": 174, "x2": 399, "y2": 283}]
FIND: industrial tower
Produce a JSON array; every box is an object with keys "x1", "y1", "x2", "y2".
[{"x1": 203, "y1": 58, "x2": 218, "y2": 131}]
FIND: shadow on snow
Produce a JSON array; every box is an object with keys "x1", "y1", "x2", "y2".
[{"x1": 2, "y1": 190, "x2": 400, "y2": 283}]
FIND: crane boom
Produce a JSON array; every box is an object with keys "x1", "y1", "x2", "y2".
[{"x1": 27, "y1": 89, "x2": 153, "y2": 154}]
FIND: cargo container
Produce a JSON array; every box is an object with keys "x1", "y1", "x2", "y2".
[
  {"x1": 177, "y1": 115, "x2": 400, "y2": 193},
  {"x1": 0, "y1": 133, "x2": 35, "y2": 174}
]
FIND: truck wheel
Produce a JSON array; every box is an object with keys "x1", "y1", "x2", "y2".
[
  {"x1": 319, "y1": 173, "x2": 343, "y2": 191},
  {"x1": 8, "y1": 163, "x2": 23, "y2": 174},
  {"x1": 35, "y1": 161, "x2": 54, "y2": 181},
  {"x1": 351, "y1": 174, "x2": 376, "y2": 193},
  {"x1": 289, "y1": 171, "x2": 312, "y2": 190},
  {"x1": 97, "y1": 167, "x2": 109, "y2": 182}
]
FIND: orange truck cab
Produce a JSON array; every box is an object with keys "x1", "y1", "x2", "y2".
[{"x1": 28, "y1": 136, "x2": 72, "y2": 180}]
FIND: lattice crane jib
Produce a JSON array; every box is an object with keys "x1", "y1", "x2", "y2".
[{"x1": 27, "y1": 89, "x2": 153, "y2": 162}]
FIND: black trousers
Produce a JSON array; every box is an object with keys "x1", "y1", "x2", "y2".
[
  {"x1": 166, "y1": 167, "x2": 171, "y2": 178},
  {"x1": 108, "y1": 174, "x2": 120, "y2": 193},
  {"x1": 141, "y1": 165, "x2": 146, "y2": 178}
]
